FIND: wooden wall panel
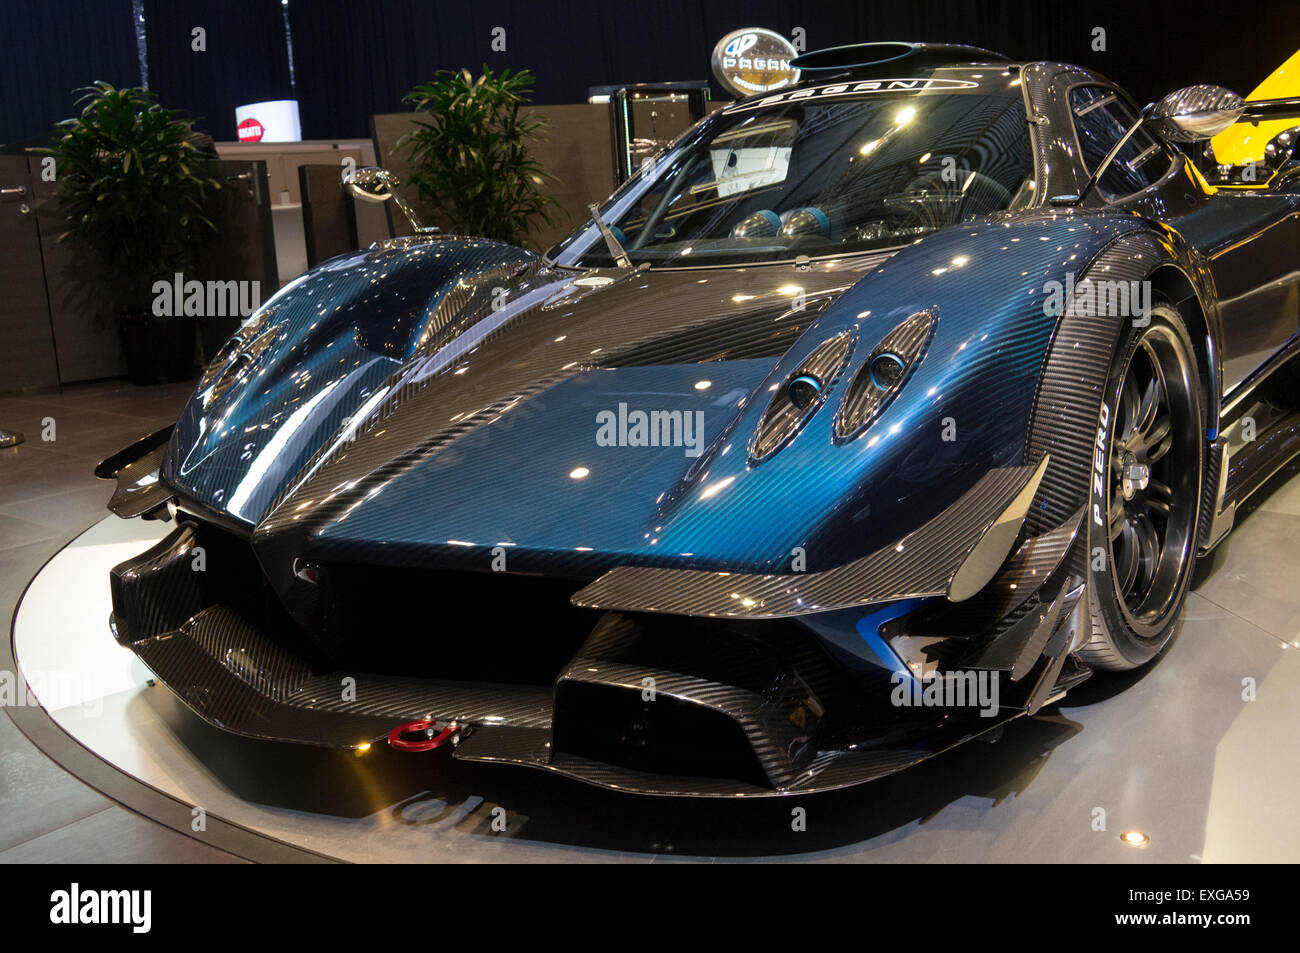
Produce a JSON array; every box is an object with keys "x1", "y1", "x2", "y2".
[
  {"x1": 29, "y1": 159, "x2": 125, "y2": 383},
  {"x1": 0, "y1": 155, "x2": 60, "y2": 392},
  {"x1": 371, "y1": 105, "x2": 616, "y2": 254}
]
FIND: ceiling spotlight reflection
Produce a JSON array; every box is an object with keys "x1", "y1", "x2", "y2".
[
  {"x1": 1120, "y1": 830, "x2": 1150, "y2": 848},
  {"x1": 700, "y1": 475, "x2": 735, "y2": 500}
]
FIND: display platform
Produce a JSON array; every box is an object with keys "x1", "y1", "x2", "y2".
[{"x1": 10, "y1": 486, "x2": 1300, "y2": 863}]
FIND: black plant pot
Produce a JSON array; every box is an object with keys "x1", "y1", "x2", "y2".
[{"x1": 116, "y1": 311, "x2": 197, "y2": 386}]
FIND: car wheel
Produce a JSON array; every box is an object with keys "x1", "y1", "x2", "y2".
[{"x1": 1080, "y1": 303, "x2": 1204, "y2": 671}]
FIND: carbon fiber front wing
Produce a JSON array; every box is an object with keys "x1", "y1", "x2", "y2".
[{"x1": 109, "y1": 474, "x2": 1089, "y2": 798}]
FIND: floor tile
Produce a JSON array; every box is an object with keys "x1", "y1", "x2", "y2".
[
  {"x1": 0, "y1": 713, "x2": 112, "y2": 853},
  {"x1": 0, "y1": 377, "x2": 216, "y2": 866},
  {"x1": 0, "y1": 512, "x2": 60, "y2": 551},
  {"x1": 1258, "y1": 466, "x2": 1300, "y2": 516},
  {"x1": 1193, "y1": 508, "x2": 1300, "y2": 645},
  {"x1": 0, "y1": 447, "x2": 103, "y2": 507},
  {"x1": 0, "y1": 806, "x2": 245, "y2": 864},
  {"x1": 0, "y1": 538, "x2": 63, "y2": 619},
  {"x1": 0, "y1": 484, "x2": 113, "y2": 535}
]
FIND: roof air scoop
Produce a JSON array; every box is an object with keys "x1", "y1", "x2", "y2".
[{"x1": 790, "y1": 42, "x2": 1009, "y2": 73}]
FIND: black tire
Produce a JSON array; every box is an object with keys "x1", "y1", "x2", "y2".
[{"x1": 1080, "y1": 303, "x2": 1204, "y2": 671}]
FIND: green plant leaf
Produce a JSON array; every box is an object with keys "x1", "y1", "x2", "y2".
[
  {"x1": 43, "y1": 81, "x2": 221, "y2": 310},
  {"x1": 401, "y1": 67, "x2": 558, "y2": 245}
]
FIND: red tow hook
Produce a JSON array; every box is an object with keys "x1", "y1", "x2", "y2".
[{"x1": 388, "y1": 718, "x2": 464, "y2": 752}]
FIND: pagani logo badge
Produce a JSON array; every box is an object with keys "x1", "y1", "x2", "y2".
[
  {"x1": 724, "y1": 77, "x2": 980, "y2": 113},
  {"x1": 711, "y1": 27, "x2": 800, "y2": 97}
]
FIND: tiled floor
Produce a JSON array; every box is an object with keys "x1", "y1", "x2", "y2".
[{"x1": 0, "y1": 378, "x2": 240, "y2": 863}]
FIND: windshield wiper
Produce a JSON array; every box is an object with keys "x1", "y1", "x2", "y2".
[{"x1": 588, "y1": 203, "x2": 632, "y2": 269}]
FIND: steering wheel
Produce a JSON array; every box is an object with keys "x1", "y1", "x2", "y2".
[{"x1": 888, "y1": 170, "x2": 1013, "y2": 228}]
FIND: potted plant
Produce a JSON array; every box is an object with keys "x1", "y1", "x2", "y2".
[
  {"x1": 400, "y1": 67, "x2": 558, "y2": 246},
  {"x1": 42, "y1": 82, "x2": 222, "y2": 385}
]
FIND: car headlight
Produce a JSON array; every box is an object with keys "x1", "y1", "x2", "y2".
[
  {"x1": 834, "y1": 309, "x2": 935, "y2": 440},
  {"x1": 749, "y1": 330, "x2": 855, "y2": 461}
]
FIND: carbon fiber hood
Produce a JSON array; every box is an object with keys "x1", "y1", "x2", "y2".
[
  {"x1": 163, "y1": 236, "x2": 879, "y2": 534},
  {"x1": 164, "y1": 216, "x2": 1145, "y2": 584}
]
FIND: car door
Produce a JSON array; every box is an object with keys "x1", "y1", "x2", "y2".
[
  {"x1": 1068, "y1": 84, "x2": 1300, "y2": 395},
  {"x1": 1169, "y1": 188, "x2": 1300, "y2": 395}
]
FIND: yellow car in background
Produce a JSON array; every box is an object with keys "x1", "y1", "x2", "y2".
[{"x1": 1209, "y1": 50, "x2": 1300, "y2": 182}]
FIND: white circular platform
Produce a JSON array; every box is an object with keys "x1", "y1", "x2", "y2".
[{"x1": 11, "y1": 503, "x2": 1300, "y2": 863}]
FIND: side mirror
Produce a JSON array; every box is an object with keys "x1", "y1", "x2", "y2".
[
  {"x1": 1147, "y1": 85, "x2": 1245, "y2": 143},
  {"x1": 344, "y1": 166, "x2": 401, "y2": 203},
  {"x1": 342, "y1": 166, "x2": 438, "y2": 235},
  {"x1": 1054, "y1": 84, "x2": 1247, "y2": 207}
]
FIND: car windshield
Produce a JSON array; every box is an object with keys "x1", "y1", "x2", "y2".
[{"x1": 549, "y1": 75, "x2": 1035, "y2": 268}]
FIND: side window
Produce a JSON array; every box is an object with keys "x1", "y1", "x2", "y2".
[{"x1": 1070, "y1": 86, "x2": 1172, "y2": 200}]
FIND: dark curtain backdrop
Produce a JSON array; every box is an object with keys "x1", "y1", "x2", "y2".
[
  {"x1": 0, "y1": 0, "x2": 139, "y2": 144},
  {"x1": 143, "y1": 0, "x2": 292, "y2": 140},
  {"x1": 286, "y1": 0, "x2": 1300, "y2": 138},
  {"x1": 4, "y1": 0, "x2": 1300, "y2": 144}
]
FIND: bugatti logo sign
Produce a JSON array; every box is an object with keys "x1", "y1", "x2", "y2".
[
  {"x1": 237, "y1": 117, "x2": 264, "y2": 142},
  {"x1": 711, "y1": 27, "x2": 800, "y2": 97}
]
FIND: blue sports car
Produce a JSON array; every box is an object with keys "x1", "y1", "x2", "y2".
[{"x1": 100, "y1": 43, "x2": 1300, "y2": 795}]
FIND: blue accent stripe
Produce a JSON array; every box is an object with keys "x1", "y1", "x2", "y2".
[{"x1": 855, "y1": 597, "x2": 931, "y2": 683}]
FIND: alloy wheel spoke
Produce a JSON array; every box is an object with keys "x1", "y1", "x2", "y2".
[
  {"x1": 1133, "y1": 513, "x2": 1161, "y2": 586},
  {"x1": 1117, "y1": 522, "x2": 1140, "y2": 594},
  {"x1": 1146, "y1": 423, "x2": 1174, "y2": 463},
  {"x1": 1118, "y1": 375, "x2": 1142, "y2": 446},
  {"x1": 1108, "y1": 493, "x2": 1127, "y2": 541},
  {"x1": 1141, "y1": 413, "x2": 1172, "y2": 452},
  {"x1": 1134, "y1": 374, "x2": 1161, "y2": 439},
  {"x1": 1148, "y1": 478, "x2": 1172, "y2": 514}
]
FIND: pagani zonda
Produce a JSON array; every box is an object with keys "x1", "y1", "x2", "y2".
[{"x1": 101, "y1": 43, "x2": 1300, "y2": 796}]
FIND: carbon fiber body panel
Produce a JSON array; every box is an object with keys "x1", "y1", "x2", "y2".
[
  {"x1": 111, "y1": 525, "x2": 552, "y2": 747},
  {"x1": 1023, "y1": 231, "x2": 1173, "y2": 538},
  {"x1": 98, "y1": 427, "x2": 174, "y2": 519},
  {"x1": 450, "y1": 716, "x2": 1016, "y2": 797},
  {"x1": 110, "y1": 523, "x2": 207, "y2": 644},
  {"x1": 454, "y1": 596, "x2": 1029, "y2": 797},
  {"x1": 570, "y1": 461, "x2": 1038, "y2": 618},
  {"x1": 122, "y1": 605, "x2": 552, "y2": 746},
  {"x1": 110, "y1": 519, "x2": 1029, "y2": 794}
]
